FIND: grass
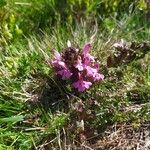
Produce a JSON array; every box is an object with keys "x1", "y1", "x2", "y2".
[{"x1": 0, "y1": 14, "x2": 150, "y2": 149}]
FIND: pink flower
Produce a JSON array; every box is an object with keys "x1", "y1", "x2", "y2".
[
  {"x1": 85, "y1": 66, "x2": 97, "y2": 77},
  {"x1": 51, "y1": 49, "x2": 65, "y2": 68},
  {"x1": 51, "y1": 43, "x2": 104, "y2": 92},
  {"x1": 51, "y1": 49, "x2": 72, "y2": 79},
  {"x1": 74, "y1": 56, "x2": 84, "y2": 71},
  {"x1": 85, "y1": 65, "x2": 104, "y2": 81},
  {"x1": 93, "y1": 73, "x2": 104, "y2": 81},
  {"x1": 83, "y1": 43, "x2": 91, "y2": 56},
  {"x1": 53, "y1": 49, "x2": 61, "y2": 60},
  {"x1": 51, "y1": 60, "x2": 66, "y2": 68},
  {"x1": 94, "y1": 63, "x2": 100, "y2": 70},
  {"x1": 73, "y1": 79, "x2": 92, "y2": 92},
  {"x1": 57, "y1": 68, "x2": 72, "y2": 80},
  {"x1": 82, "y1": 43, "x2": 95, "y2": 64}
]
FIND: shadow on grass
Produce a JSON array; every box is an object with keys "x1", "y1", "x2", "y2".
[{"x1": 26, "y1": 74, "x2": 70, "y2": 113}]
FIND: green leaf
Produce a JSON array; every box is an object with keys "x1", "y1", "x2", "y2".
[
  {"x1": 0, "y1": 115, "x2": 24, "y2": 123},
  {"x1": 0, "y1": 0, "x2": 6, "y2": 8},
  {"x1": 138, "y1": 0, "x2": 147, "y2": 10}
]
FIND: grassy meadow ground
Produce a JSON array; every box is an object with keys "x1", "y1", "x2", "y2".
[{"x1": 0, "y1": 1, "x2": 150, "y2": 150}]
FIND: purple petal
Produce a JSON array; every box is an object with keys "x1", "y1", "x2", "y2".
[
  {"x1": 93, "y1": 73, "x2": 104, "y2": 81},
  {"x1": 85, "y1": 66, "x2": 97, "y2": 77},
  {"x1": 53, "y1": 49, "x2": 61, "y2": 60},
  {"x1": 74, "y1": 57, "x2": 84, "y2": 71},
  {"x1": 83, "y1": 57, "x2": 90, "y2": 65},
  {"x1": 83, "y1": 43, "x2": 91, "y2": 56},
  {"x1": 57, "y1": 68, "x2": 72, "y2": 79},
  {"x1": 83, "y1": 81, "x2": 92, "y2": 89},
  {"x1": 75, "y1": 63, "x2": 84, "y2": 71},
  {"x1": 57, "y1": 61, "x2": 66, "y2": 67},
  {"x1": 72, "y1": 81, "x2": 80, "y2": 89},
  {"x1": 51, "y1": 60, "x2": 65, "y2": 68},
  {"x1": 73, "y1": 79, "x2": 92, "y2": 92},
  {"x1": 94, "y1": 63, "x2": 100, "y2": 70}
]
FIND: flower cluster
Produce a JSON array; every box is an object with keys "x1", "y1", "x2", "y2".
[{"x1": 51, "y1": 43, "x2": 104, "y2": 92}]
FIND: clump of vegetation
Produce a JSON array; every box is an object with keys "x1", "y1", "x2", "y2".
[{"x1": 50, "y1": 43, "x2": 104, "y2": 92}]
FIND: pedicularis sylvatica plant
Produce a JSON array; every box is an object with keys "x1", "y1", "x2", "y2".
[{"x1": 50, "y1": 42, "x2": 104, "y2": 92}]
